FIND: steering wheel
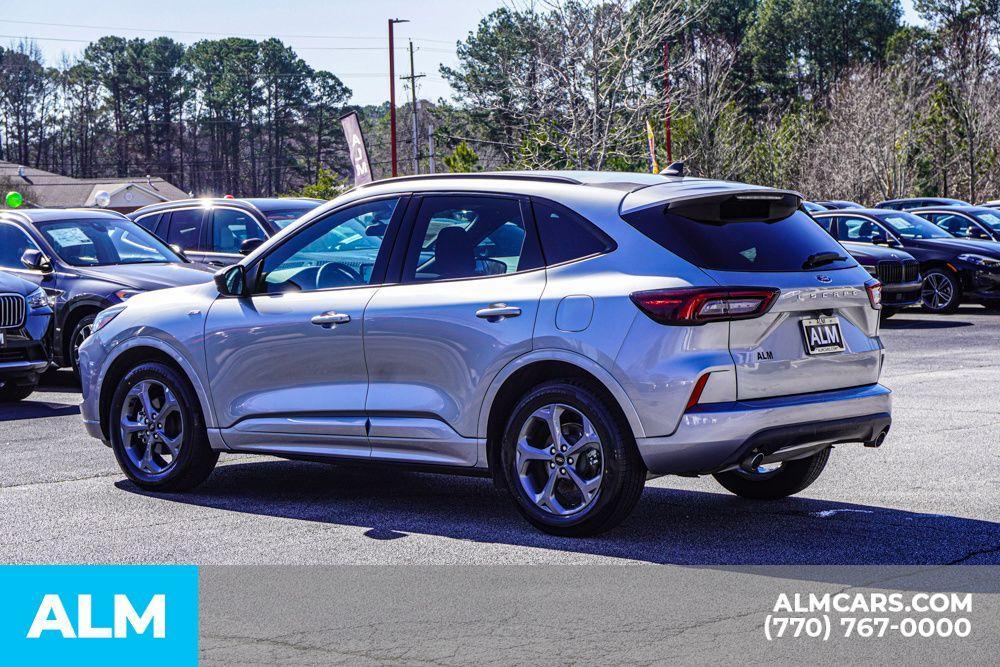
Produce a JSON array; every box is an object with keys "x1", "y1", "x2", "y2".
[{"x1": 316, "y1": 261, "x2": 364, "y2": 289}]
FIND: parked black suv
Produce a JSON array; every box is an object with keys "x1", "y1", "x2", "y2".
[
  {"x1": 0, "y1": 269, "x2": 52, "y2": 401},
  {"x1": 813, "y1": 208, "x2": 1000, "y2": 313},
  {"x1": 129, "y1": 198, "x2": 323, "y2": 267},
  {"x1": 0, "y1": 209, "x2": 213, "y2": 375}
]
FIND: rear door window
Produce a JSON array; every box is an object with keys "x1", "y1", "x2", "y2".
[
  {"x1": 211, "y1": 208, "x2": 268, "y2": 254},
  {"x1": 836, "y1": 216, "x2": 884, "y2": 243},
  {"x1": 401, "y1": 195, "x2": 542, "y2": 282},
  {"x1": 622, "y1": 207, "x2": 855, "y2": 272},
  {"x1": 165, "y1": 209, "x2": 205, "y2": 250}
]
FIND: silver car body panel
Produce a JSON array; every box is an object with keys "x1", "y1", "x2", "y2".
[{"x1": 79, "y1": 173, "x2": 891, "y2": 476}]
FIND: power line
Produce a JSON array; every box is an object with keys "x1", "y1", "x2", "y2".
[
  {"x1": 0, "y1": 18, "x2": 454, "y2": 44},
  {"x1": 0, "y1": 33, "x2": 452, "y2": 53}
]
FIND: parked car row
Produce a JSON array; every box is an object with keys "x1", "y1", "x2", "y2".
[
  {"x1": 805, "y1": 200, "x2": 1000, "y2": 313},
  {"x1": 4, "y1": 176, "x2": 995, "y2": 536}
]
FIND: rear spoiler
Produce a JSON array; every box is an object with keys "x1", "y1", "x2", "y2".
[{"x1": 621, "y1": 185, "x2": 803, "y2": 223}]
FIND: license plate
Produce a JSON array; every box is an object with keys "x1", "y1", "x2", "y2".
[{"x1": 801, "y1": 316, "x2": 845, "y2": 355}]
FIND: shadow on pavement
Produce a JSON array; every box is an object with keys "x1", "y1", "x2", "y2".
[
  {"x1": 116, "y1": 458, "x2": 1000, "y2": 573},
  {"x1": 881, "y1": 317, "x2": 973, "y2": 329},
  {"x1": 0, "y1": 399, "x2": 80, "y2": 420}
]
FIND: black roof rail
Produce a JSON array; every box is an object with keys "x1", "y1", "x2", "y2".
[{"x1": 355, "y1": 172, "x2": 582, "y2": 189}]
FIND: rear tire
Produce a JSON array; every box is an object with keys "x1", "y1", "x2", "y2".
[
  {"x1": 713, "y1": 448, "x2": 831, "y2": 500},
  {"x1": 0, "y1": 382, "x2": 36, "y2": 402},
  {"x1": 499, "y1": 380, "x2": 646, "y2": 537},
  {"x1": 921, "y1": 269, "x2": 961, "y2": 313},
  {"x1": 109, "y1": 362, "x2": 218, "y2": 492}
]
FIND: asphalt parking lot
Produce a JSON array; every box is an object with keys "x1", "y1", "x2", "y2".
[{"x1": 2, "y1": 307, "x2": 998, "y2": 566}]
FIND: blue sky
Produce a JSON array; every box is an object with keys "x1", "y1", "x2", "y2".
[{"x1": 4, "y1": 0, "x2": 920, "y2": 106}]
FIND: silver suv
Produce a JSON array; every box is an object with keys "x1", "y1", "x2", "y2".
[{"x1": 79, "y1": 172, "x2": 892, "y2": 536}]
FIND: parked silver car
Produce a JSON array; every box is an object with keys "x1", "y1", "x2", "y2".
[{"x1": 79, "y1": 172, "x2": 892, "y2": 535}]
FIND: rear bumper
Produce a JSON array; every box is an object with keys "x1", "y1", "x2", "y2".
[{"x1": 635, "y1": 384, "x2": 892, "y2": 475}]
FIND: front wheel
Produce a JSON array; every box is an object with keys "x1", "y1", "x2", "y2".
[
  {"x1": 109, "y1": 362, "x2": 218, "y2": 492},
  {"x1": 499, "y1": 380, "x2": 646, "y2": 536},
  {"x1": 921, "y1": 269, "x2": 961, "y2": 313},
  {"x1": 70, "y1": 314, "x2": 96, "y2": 377},
  {"x1": 713, "y1": 448, "x2": 830, "y2": 500}
]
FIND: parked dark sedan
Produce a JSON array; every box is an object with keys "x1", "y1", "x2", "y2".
[
  {"x1": 813, "y1": 208, "x2": 1000, "y2": 313},
  {"x1": 876, "y1": 197, "x2": 969, "y2": 211},
  {"x1": 0, "y1": 270, "x2": 52, "y2": 401},
  {"x1": 814, "y1": 200, "x2": 865, "y2": 210},
  {"x1": 0, "y1": 209, "x2": 214, "y2": 375},
  {"x1": 129, "y1": 197, "x2": 323, "y2": 267},
  {"x1": 913, "y1": 206, "x2": 1000, "y2": 242}
]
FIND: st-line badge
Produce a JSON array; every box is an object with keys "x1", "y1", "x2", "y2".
[{"x1": 0, "y1": 565, "x2": 198, "y2": 666}]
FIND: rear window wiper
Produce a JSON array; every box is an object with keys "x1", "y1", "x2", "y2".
[{"x1": 802, "y1": 251, "x2": 848, "y2": 270}]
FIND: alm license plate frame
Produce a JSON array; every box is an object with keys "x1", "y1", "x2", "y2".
[{"x1": 800, "y1": 316, "x2": 845, "y2": 355}]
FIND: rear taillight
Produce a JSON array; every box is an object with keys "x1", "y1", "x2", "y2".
[
  {"x1": 865, "y1": 279, "x2": 882, "y2": 310},
  {"x1": 630, "y1": 287, "x2": 780, "y2": 325}
]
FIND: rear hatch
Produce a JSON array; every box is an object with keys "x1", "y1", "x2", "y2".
[{"x1": 622, "y1": 185, "x2": 882, "y2": 400}]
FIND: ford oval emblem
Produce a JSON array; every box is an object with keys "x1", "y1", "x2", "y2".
[{"x1": 816, "y1": 275, "x2": 833, "y2": 283}]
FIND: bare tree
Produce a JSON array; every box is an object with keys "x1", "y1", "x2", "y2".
[
  {"x1": 470, "y1": 0, "x2": 696, "y2": 170},
  {"x1": 800, "y1": 62, "x2": 931, "y2": 202}
]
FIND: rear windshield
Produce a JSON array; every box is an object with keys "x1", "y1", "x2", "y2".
[{"x1": 623, "y1": 208, "x2": 856, "y2": 272}]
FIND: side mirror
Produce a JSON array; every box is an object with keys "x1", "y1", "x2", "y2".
[
  {"x1": 170, "y1": 244, "x2": 187, "y2": 259},
  {"x1": 239, "y1": 237, "x2": 264, "y2": 256},
  {"x1": 870, "y1": 232, "x2": 888, "y2": 245},
  {"x1": 20, "y1": 249, "x2": 52, "y2": 273},
  {"x1": 214, "y1": 265, "x2": 247, "y2": 297}
]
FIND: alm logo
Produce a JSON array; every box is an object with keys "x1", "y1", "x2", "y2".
[
  {"x1": 1, "y1": 565, "x2": 197, "y2": 666},
  {"x1": 27, "y1": 593, "x2": 166, "y2": 639}
]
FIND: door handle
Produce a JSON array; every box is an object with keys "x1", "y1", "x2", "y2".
[
  {"x1": 311, "y1": 311, "x2": 351, "y2": 328},
  {"x1": 476, "y1": 303, "x2": 522, "y2": 322}
]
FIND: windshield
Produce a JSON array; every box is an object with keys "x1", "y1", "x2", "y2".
[
  {"x1": 972, "y1": 211, "x2": 1000, "y2": 231},
  {"x1": 36, "y1": 218, "x2": 182, "y2": 266},
  {"x1": 261, "y1": 204, "x2": 321, "y2": 229},
  {"x1": 879, "y1": 212, "x2": 953, "y2": 239}
]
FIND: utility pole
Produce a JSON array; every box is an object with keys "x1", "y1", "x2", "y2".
[
  {"x1": 401, "y1": 40, "x2": 425, "y2": 175},
  {"x1": 388, "y1": 18, "x2": 409, "y2": 177},
  {"x1": 663, "y1": 41, "x2": 672, "y2": 164},
  {"x1": 427, "y1": 124, "x2": 436, "y2": 174}
]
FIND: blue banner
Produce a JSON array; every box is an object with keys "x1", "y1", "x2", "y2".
[{"x1": 0, "y1": 565, "x2": 198, "y2": 665}]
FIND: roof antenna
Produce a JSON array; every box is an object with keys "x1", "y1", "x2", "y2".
[{"x1": 660, "y1": 161, "x2": 684, "y2": 177}]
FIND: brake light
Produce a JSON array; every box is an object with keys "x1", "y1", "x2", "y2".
[
  {"x1": 865, "y1": 279, "x2": 882, "y2": 310},
  {"x1": 630, "y1": 287, "x2": 780, "y2": 325}
]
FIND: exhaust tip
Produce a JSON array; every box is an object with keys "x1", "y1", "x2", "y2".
[
  {"x1": 740, "y1": 451, "x2": 765, "y2": 473},
  {"x1": 864, "y1": 428, "x2": 889, "y2": 448}
]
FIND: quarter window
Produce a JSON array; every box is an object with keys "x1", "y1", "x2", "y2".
[
  {"x1": 533, "y1": 199, "x2": 612, "y2": 265},
  {"x1": 212, "y1": 209, "x2": 267, "y2": 254},
  {"x1": 256, "y1": 198, "x2": 399, "y2": 294},
  {"x1": 402, "y1": 195, "x2": 542, "y2": 283}
]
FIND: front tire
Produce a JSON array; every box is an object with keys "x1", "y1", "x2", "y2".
[
  {"x1": 921, "y1": 269, "x2": 961, "y2": 313},
  {"x1": 0, "y1": 382, "x2": 36, "y2": 402},
  {"x1": 499, "y1": 380, "x2": 646, "y2": 536},
  {"x1": 713, "y1": 448, "x2": 831, "y2": 500},
  {"x1": 109, "y1": 362, "x2": 218, "y2": 492},
  {"x1": 69, "y1": 314, "x2": 96, "y2": 378}
]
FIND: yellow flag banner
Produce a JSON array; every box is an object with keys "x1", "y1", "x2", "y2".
[{"x1": 645, "y1": 119, "x2": 659, "y2": 174}]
